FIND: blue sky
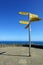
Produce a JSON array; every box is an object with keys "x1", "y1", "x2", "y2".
[{"x1": 0, "y1": 0, "x2": 43, "y2": 41}]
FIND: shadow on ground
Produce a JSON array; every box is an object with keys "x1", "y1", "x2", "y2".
[
  {"x1": 0, "y1": 52, "x2": 6, "y2": 55},
  {"x1": 0, "y1": 52, "x2": 30, "y2": 57},
  {"x1": 3, "y1": 54, "x2": 29, "y2": 57}
]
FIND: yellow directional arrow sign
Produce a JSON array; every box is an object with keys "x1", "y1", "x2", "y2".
[
  {"x1": 19, "y1": 12, "x2": 41, "y2": 28},
  {"x1": 29, "y1": 13, "x2": 41, "y2": 21},
  {"x1": 19, "y1": 12, "x2": 28, "y2": 15},
  {"x1": 19, "y1": 20, "x2": 29, "y2": 24},
  {"x1": 19, "y1": 12, "x2": 41, "y2": 21}
]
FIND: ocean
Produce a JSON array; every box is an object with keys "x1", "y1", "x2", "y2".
[{"x1": 0, "y1": 41, "x2": 43, "y2": 46}]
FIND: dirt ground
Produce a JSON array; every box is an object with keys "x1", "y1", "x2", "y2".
[{"x1": 0, "y1": 46, "x2": 43, "y2": 65}]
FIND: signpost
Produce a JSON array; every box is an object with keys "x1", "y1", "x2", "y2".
[{"x1": 19, "y1": 12, "x2": 41, "y2": 57}]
